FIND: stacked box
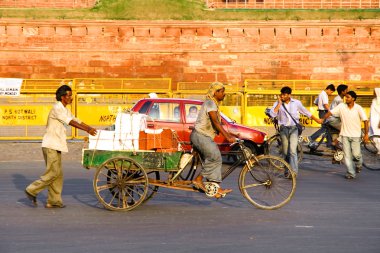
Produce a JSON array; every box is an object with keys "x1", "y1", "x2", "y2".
[{"x1": 139, "y1": 129, "x2": 178, "y2": 152}]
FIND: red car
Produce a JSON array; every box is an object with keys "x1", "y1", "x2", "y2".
[{"x1": 131, "y1": 98, "x2": 268, "y2": 155}]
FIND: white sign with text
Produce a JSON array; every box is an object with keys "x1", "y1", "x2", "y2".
[{"x1": 0, "y1": 78, "x2": 23, "y2": 96}]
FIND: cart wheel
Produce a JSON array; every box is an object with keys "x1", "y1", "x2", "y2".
[
  {"x1": 94, "y1": 157, "x2": 149, "y2": 211},
  {"x1": 239, "y1": 155, "x2": 296, "y2": 210}
]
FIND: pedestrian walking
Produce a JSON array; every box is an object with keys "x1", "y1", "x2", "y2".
[
  {"x1": 322, "y1": 91, "x2": 369, "y2": 179},
  {"x1": 370, "y1": 88, "x2": 380, "y2": 153},
  {"x1": 269, "y1": 86, "x2": 322, "y2": 175},
  {"x1": 25, "y1": 85, "x2": 97, "y2": 208}
]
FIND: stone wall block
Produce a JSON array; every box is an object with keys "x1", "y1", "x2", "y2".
[
  {"x1": 243, "y1": 28, "x2": 259, "y2": 37},
  {"x1": 86, "y1": 26, "x2": 102, "y2": 36},
  {"x1": 103, "y1": 26, "x2": 119, "y2": 37},
  {"x1": 259, "y1": 28, "x2": 275, "y2": 43},
  {"x1": 354, "y1": 27, "x2": 370, "y2": 37},
  {"x1": 196, "y1": 27, "x2": 212, "y2": 36},
  {"x1": 134, "y1": 27, "x2": 150, "y2": 37},
  {"x1": 181, "y1": 28, "x2": 197, "y2": 36},
  {"x1": 55, "y1": 26, "x2": 72, "y2": 36},
  {"x1": 149, "y1": 27, "x2": 165, "y2": 37},
  {"x1": 165, "y1": 27, "x2": 181, "y2": 37},
  {"x1": 39, "y1": 26, "x2": 55, "y2": 36},
  {"x1": 275, "y1": 27, "x2": 291, "y2": 39},
  {"x1": 338, "y1": 27, "x2": 354, "y2": 36},
  {"x1": 291, "y1": 27, "x2": 307, "y2": 37},
  {"x1": 71, "y1": 26, "x2": 87, "y2": 36},
  {"x1": 6, "y1": 25, "x2": 22, "y2": 36},
  {"x1": 118, "y1": 27, "x2": 134, "y2": 37},
  {"x1": 307, "y1": 27, "x2": 322, "y2": 37},
  {"x1": 227, "y1": 28, "x2": 244, "y2": 37},
  {"x1": 0, "y1": 26, "x2": 6, "y2": 35},
  {"x1": 212, "y1": 28, "x2": 228, "y2": 37},
  {"x1": 321, "y1": 27, "x2": 338, "y2": 37}
]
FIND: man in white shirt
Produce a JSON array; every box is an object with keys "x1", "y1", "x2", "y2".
[
  {"x1": 25, "y1": 85, "x2": 97, "y2": 208},
  {"x1": 322, "y1": 91, "x2": 369, "y2": 179},
  {"x1": 306, "y1": 84, "x2": 336, "y2": 148}
]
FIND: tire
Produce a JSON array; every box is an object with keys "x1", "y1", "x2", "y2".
[
  {"x1": 362, "y1": 135, "x2": 380, "y2": 171},
  {"x1": 94, "y1": 157, "x2": 149, "y2": 211},
  {"x1": 238, "y1": 155, "x2": 296, "y2": 210},
  {"x1": 267, "y1": 135, "x2": 303, "y2": 163}
]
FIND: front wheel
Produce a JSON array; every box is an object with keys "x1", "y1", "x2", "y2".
[
  {"x1": 362, "y1": 135, "x2": 380, "y2": 171},
  {"x1": 238, "y1": 155, "x2": 296, "y2": 210}
]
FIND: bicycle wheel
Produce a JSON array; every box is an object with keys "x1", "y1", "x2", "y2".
[
  {"x1": 267, "y1": 135, "x2": 303, "y2": 163},
  {"x1": 362, "y1": 135, "x2": 380, "y2": 171},
  {"x1": 239, "y1": 155, "x2": 296, "y2": 210},
  {"x1": 94, "y1": 157, "x2": 149, "y2": 211}
]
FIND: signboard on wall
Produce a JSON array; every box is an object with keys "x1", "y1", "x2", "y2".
[{"x1": 0, "y1": 78, "x2": 23, "y2": 96}]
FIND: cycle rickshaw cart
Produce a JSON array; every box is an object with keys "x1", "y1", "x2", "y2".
[{"x1": 82, "y1": 113, "x2": 297, "y2": 211}]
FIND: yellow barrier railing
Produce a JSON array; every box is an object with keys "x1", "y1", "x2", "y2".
[{"x1": 0, "y1": 78, "x2": 378, "y2": 140}]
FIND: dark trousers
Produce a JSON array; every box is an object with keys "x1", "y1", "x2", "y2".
[{"x1": 310, "y1": 110, "x2": 332, "y2": 147}]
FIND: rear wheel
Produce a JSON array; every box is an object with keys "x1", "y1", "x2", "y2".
[
  {"x1": 362, "y1": 135, "x2": 380, "y2": 171},
  {"x1": 239, "y1": 155, "x2": 296, "y2": 210},
  {"x1": 94, "y1": 157, "x2": 149, "y2": 211}
]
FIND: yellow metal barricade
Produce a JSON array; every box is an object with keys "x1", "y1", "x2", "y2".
[{"x1": 0, "y1": 79, "x2": 74, "y2": 140}]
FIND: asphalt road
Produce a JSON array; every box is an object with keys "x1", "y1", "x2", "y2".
[{"x1": 0, "y1": 145, "x2": 379, "y2": 253}]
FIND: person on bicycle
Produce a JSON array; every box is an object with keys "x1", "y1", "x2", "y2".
[
  {"x1": 269, "y1": 86, "x2": 322, "y2": 176},
  {"x1": 305, "y1": 84, "x2": 336, "y2": 149},
  {"x1": 321, "y1": 91, "x2": 369, "y2": 179},
  {"x1": 190, "y1": 82, "x2": 236, "y2": 198}
]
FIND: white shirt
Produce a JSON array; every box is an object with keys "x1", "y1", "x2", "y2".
[
  {"x1": 317, "y1": 90, "x2": 329, "y2": 110},
  {"x1": 42, "y1": 101, "x2": 81, "y2": 152},
  {"x1": 331, "y1": 103, "x2": 368, "y2": 138},
  {"x1": 330, "y1": 95, "x2": 343, "y2": 110}
]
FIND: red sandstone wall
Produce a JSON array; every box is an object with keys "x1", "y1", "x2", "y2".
[
  {"x1": 0, "y1": 0, "x2": 97, "y2": 8},
  {"x1": 0, "y1": 20, "x2": 379, "y2": 85},
  {"x1": 207, "y1": 0, "x2": 380, "y2": 9}
]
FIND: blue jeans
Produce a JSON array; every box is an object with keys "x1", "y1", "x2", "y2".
[
  {"x1": 342, "y1": 136, "x2": 362, "y2": 177},
  {"x1": 190, "y1": 130, "x2": 222, "y2": 182},
  {"x1": 279, "y1": 125, "x2": 299, "y2": 174}
]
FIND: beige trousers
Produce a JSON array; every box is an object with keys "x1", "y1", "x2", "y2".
[{"x1": 26, "y1": 147, "x2": 63, "y2": 205}]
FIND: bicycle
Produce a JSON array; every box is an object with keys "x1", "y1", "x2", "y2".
[
  {"x1": 304, "y1": 123, "x2": 345, "y2": 163},
  {"x1": 83, "y1": 139, "x2": 297, "y2": 211},
  {"x1": 264, "y1": 108, "x2": 303, "y2": 164},
  {"x1": 362, "y1": 135, "x2": 380, "y2": 171}
]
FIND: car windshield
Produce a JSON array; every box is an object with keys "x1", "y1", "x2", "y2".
[{"x1": 220, "y1": 112, "x2": 234, "y2": 123}]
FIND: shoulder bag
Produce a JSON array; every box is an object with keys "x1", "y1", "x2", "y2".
[{"x1": 282, "y1": 103, "x2": 305, "y2": 135}]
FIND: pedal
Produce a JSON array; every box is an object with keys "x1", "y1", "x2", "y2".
[
  {"x1": 333, "y1": 150, "x2": 344, "y2": 162},
  {"x1": 204, "y1": 182, "x2": 220, "y2": 197}
]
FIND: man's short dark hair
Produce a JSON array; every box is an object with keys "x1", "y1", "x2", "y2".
[
  {"x1": 280, "y1": 86, "x2": 292, "y2": 95},
  {"x1": 337, "y1": 84, "x2": 348, "y2": 95},
  {"x1": 56, "y1": 85, "x2": 72, "y2": 101},
  {"x1": 326, "y1": 84, "x2": 336, "y2": 92},
  {"x1": 347, "y1": 90, "x2": 357, "y2": 101}
]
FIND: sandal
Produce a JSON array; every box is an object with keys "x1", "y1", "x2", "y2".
[
  {"x1": 214, "y1": 188, "x2": 232, "y2": 199},
  {"x1": 192, "y1": 180, "x2": 206, "y2": 193}
]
